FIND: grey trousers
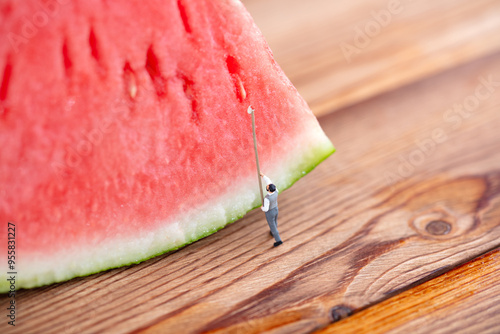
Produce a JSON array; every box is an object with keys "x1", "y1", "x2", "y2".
[{"x1": 265, "y1": 208, "x2": 281, "y2": 242}]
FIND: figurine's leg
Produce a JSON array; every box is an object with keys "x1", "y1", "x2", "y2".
[
  {"x1": 265, "y1": 208, "x2": 282, "y2": 242},
  {"x1": 274, "y1": 209, "x2": 278, "y2": 229},
  {"x1": 269, "y1": 210, "x2": 279, "y2": 237}
]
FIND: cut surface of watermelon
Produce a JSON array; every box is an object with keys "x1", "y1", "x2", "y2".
[{"x1": 0, "y1": 0, "x2": 334, "y2": 291}]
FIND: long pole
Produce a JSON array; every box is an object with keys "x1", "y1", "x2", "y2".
[{"x1": 248, "y1": 106, "x2": 264, "y2": 205}]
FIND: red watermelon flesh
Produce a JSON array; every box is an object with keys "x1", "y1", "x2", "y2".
[{"x1": 0, "y1": 0, "x2": 334, "y2": 291}]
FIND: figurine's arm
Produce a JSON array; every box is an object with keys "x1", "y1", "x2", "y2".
[
  {"x1": 260, "y1": 173, "x2": 278, "y2": 192},
  {"x1": 262, "y1": 175, "x2": 272, "y2": 186},
  {"x1": 260, "y1": 172, "x2": 272, "y2": 186}
]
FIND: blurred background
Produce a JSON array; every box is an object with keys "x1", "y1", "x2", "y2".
[{"x1": 242, "y1": 0, "x2": 500, "y2": 116}]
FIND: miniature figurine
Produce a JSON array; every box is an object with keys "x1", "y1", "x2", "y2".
[
  {"x1": 247, "y1": 105, "x2": 283, "y2": 248},
  {"x1": 260, "y1": 172, "x2": 283, "y2": 247}
]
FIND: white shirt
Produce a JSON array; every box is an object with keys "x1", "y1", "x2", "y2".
[{"x1": 261, "y1": 175, "x2": 278, "y2": 212}]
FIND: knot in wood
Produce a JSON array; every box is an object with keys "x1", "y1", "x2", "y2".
[
  {"x1": 330, "y1": 305, "x2": 353, "y2": 323},
  {"x1": 410, "y1": 207, "x2": 463, "y2": 240},
  {"x1": 425, "y1": 220, "x2": 452, "y2": 235}
]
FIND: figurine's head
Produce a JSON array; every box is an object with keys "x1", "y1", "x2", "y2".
[{"x1": 267, "y1": 184, "x2": 276, "y2": 193}]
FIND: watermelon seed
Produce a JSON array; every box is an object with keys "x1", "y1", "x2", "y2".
[
  {"x1": 0, "y1": 59, "x2": 12, "y2": 116},
  {"x1": 129, "y1": 80, "x2": 137, "y2": 99},
  {"x1": 236, "y1": 75, "x2": 246, "y2": 100},
  {"x1": 89, "y1": 28, "x2": 102, "y2": 67},
  {"x1": 62, "y1": 40, "x2": 72, "y2": 75},
  {"x1": 145, "y1": 45, "x2": 168, "y2": 97},
  {"x1": 225, "y1": 55, "x2": 246, "y2": 102},
  {"x1": 123, "y1": 62, "x2": 137, "y2": 99},
  {"x1": 179, "y1": 73, "x2": 200, "y2": 124},
  {"x1": 226, "y1": 55, "x2": 240, "y2": 74},
  {"x1": 177, "y1": 0, "x2": 192, "y2": 34}
]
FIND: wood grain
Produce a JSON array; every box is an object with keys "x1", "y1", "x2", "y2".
[
  {"x1": 317, "y1": 248, "x2": 500, "y2": 334},
  {"x1": 243, "y1": 0, "x2": 500, "y2": 116},
  {"x1": 3, "y1": 50, "x2": 500, "y2": 334}
]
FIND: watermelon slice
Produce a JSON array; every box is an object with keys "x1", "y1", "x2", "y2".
[{"x1": 0, "y1": 0, "x2": 334, "y2": 291}]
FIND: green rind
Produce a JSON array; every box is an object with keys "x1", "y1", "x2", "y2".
[{"x1": 0, "y1": 140, "x2": 334, "y2": 293}]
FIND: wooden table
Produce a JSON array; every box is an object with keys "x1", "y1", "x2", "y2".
[{"x1": 3, "y1": 0, "x2": 500, "y2": 333}]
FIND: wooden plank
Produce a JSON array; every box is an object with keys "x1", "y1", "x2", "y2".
[
  {"x1": 316, "y1": 249, "x2": 500, "y2": 334},
  {"x1": 3, "y1": 52, "x2": 500, "y2": 334},
  {"x1": 242, "y1": 0, "x2": 500, "y2": 116}
]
